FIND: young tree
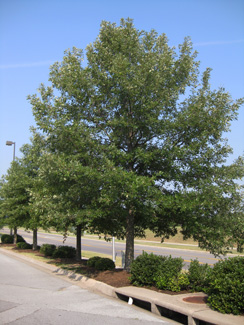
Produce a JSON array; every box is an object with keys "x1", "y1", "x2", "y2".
[
  {"x1": 29, "y1": 18, "x2": 244, "y2": 270},
  {"x1": 33, "y1": 146, "x2": 103, "y2": 261},
  {"x1": 0, "y1": 160, "x2": 31, "y2": 244},
  {"x1": 20, "y1": 130, "x2": 46, "y2": 250},
  {"x1": 0, "y1": 133, "x2": 45, "y2": 248},
  {"x1": 27, "y1": 104, "x2": 105, "y2": 260}
]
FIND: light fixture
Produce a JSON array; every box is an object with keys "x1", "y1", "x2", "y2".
[{"x1": 6, "y1": 141, "x2": 16, "y2": 161}]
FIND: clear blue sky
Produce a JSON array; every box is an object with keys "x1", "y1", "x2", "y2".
[{"x1": 1, "y1": 0, "x2": 244, "y2": 178}]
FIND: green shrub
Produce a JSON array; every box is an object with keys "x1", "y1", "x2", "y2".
[
  {"x1": 87, "y1": 256, "x2": 102, "y2": 267},
  {"x1": 206, "y1": 257, "x2": 244, "y2": 315},
  {"x1": 154, "y1": 256, "x2": 184, "y2": 290},
  {"x1": 130, "y1": 252, "x2": 167, "y2": 286},
  {"x1": 16, "y1": 242, "x2": 32, "y2": 249},
  {"x1": 33, "y1": 245, "x2": 41, "y2": 250},
  {"x1": 187, "y1": 259, "x2": 212, "y2": 292},
  {"x1": 40, "y1": 244, "x2": 56, "y2": 257},
  {"x1": 1, "y1": 234, "x2": 13, "y2": 243},
  {"x1": 94, "y1": 257, "x2": 115, "y2": 271},
  {"x1": 52, "y1": 246, "x2": 76, "y2": 259},
  {"x1": 16, "y1": 235, "x2": 26, "y2": 243},
  {"x1": 1, "y1": 234, "x2": 26, "y2": 244},
  {"x1": 167, "y1": 273, "x2": 190, "y2": 292}
]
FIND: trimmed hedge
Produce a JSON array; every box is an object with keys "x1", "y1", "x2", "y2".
[
  {"x1": 87, "y1": 256, "x2": 115, "y2": 271},
  {"x1": 87, "y1": 256, "x2": 102, "y2": 267},
  {"x1": 16, "y1": 242, "x2": 32, "y2": 249},
  {"x1": 130, "y1": 253, "x2": 243, "y2": 313},
  {"x1": 154, "y1": 256, "x2": 184, "y2": 291},
  {"x1": 130, "y1": 252, "x2": 167, "y2": 286},
  {"x1": 188, "y1": 259, "x2": 212, "y2": 292},
  {"x1": 167, "y1": 273, "x2": 190, "y2": 292},
  {"x1": 52, "y1": 246, "x2": 76, "y2": 259},
  {"x1": 206, "y1": 257, "x2": 244, "y2": 315},
  {"x1": 40, "y1": 244, "x2": 56, "y2": 257},
  {"x1": 130, "y1": 252, "x2": 186, "y2": 291},
  {"x1": 1, "y1": 234, "x2": 26, "y2": 244},
  {"x1": 1, "y1": 234, "x2": 13, "y2": 244},
  {"x1": 94, "y1": 257, "x2": 115, "y2": 271}
]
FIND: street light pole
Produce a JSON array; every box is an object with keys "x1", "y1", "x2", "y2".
[
  {"x1": 112, "y1": 236, "x2": 116, "y2": 262},
  {"x1": 6, "y1": 141, "x2": 16, "y2": 161},
  {"x1": 5, "y1": 140, "x2": 16, "y2": 237}
]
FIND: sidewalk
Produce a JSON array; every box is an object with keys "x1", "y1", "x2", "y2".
[{"x1": 1, "y1": 247, "x2": 243, "y2": 325}]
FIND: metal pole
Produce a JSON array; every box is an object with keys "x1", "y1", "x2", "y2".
[
  {"x1": 112, "y1": 236, "x2": 116, "y2": 262},
  {"x1": 6, "y1": 141, "x2": 16, "y2": 161},
  {"x1": 6, "y1": 140, "x2": 16, "y2": 236},
  {"x1": 13, "y1": 142, "x2": 15, "y2": 161}
]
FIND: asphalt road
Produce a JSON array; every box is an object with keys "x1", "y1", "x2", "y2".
[
  {"x1": 0, "y1": 251, "x2": 172, "y2": 325},
  {"x1": 1, "y1": 228, "x2": 225, "y2": 267}
]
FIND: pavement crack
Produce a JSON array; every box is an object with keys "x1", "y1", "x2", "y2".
[{"x1": 7, "y1": 308, "x2": 41, "y2": 325}]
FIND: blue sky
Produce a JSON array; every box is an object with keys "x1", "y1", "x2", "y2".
[{"x1": 0, "y1": 0, "x2": 244, "y2": 178}]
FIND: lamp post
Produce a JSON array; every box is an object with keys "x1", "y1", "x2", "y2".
[
  {"x1": 112, "y1": 236, "x2": 116, "y2": 262},
  {"x1": 6, "y1": 141, "x2": 16, "y2": 161},
  {"x1": 5, "y1": 141, "x2": 16, "y2": 237}
]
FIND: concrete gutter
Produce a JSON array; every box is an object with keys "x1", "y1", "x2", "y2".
[{"x1": 1, "y1": 248, "x2": 243, "y2": 325}]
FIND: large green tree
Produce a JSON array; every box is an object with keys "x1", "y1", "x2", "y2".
[{"x1": 29, "y1": 18, "x2": 244, "y2": 270}]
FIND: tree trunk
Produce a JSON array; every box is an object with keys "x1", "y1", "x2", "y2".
[
  {"x1": 33, "y1": 228, "x2": 38, "y2": 250},
  {"x1": 76, "y1": 224, "x2": 82, "y2": 261},
  {"x1": 13, "y1": 227, "x2": 17, "y2": 244},
  {"x1": 125, "y1": 210, "x2": 134, "y2": 271},
  {"x1": 237, "y1": 242, "x2": 243, "y2": 253}
]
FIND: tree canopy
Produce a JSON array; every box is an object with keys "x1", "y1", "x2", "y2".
[
  {"x1": 25, "y1": 18, "x2": 244, "y2": 269},
  {"x1": 0, "y1": 159, "x2": 31, "y2": 243},
  {"x1": 0, "y1": 132, "x2": 45, "y2": 248}
]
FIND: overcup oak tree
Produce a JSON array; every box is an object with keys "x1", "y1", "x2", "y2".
[{"x1": 29, "y1": 18, "x2": 244, "y2": 270}]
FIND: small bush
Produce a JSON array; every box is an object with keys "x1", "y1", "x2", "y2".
[
  {"x1": 1, "y1": 234, "x2": 13, "y2": 244},
  {"x1": 16, "y1": 242, "x2": 32, "y2": 249},
  {"x1": 187, "y1": 259, "x2": 212, "y2": 292},
  {"x1": 167, "y1": 273, "x2": 190, "y2": 292},
  {"x1": 32, "y1": 245, "x2": 41, "y2": 251},
  {"x1": 16, "y1": 235, "x2": 26, "y2": 243},
  {"x1": 206, "y1": 257, "x2": 244, "y2": 315},
  {"x1": 87, "y1": 256, "x2": 102, "y2": 267},
  {"x1": 1, "y1": 234, "x2": 26, "y2": 244},
  {"x1": 154, "y1": 256, "x2": 184, "y2": 290},
  {"x1": 40, "y1": 244, "x2": 56, "y2": 257},
  {"x1": 94, "y1": 257, "x2": 115, "y2": 271},
  {"x1": 130, "y1": 252, "x2": 166, "y2": 286},
  {"x1": 52, "y1": 246, "x2": 76, "y2": 259}
]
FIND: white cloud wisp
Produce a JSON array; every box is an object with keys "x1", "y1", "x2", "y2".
[{"x1": 0, "y1": 60, "x2": 54, "y2": 69}]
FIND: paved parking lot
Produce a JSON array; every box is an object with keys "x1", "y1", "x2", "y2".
[{"x1": 0, "y1": 250, "x2": 172, "y2": 325}]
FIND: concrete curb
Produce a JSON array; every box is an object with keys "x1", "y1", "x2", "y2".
[
  {"x1": 54, "y1": 267, "x2": 116, "y2": 298},
  {"x1": 115, "y1": 286, "x2": 244, "y2": 325},
  {"x1": 1, "y1": 248, "x2": 243, "y2": 325}
]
